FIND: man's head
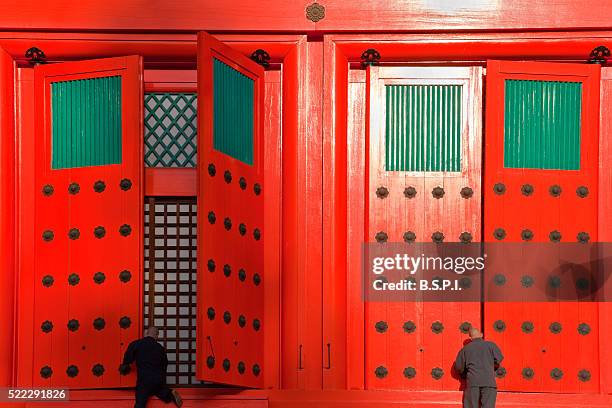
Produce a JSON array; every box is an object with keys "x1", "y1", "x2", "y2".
[
  {"x1": 469, "y1": 327, "x2": 483, "y2": 339},
  {"x1": 145, "y1": 326, "x2": 159, "y2": 340}
]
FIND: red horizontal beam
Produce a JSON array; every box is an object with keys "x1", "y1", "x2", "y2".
[{"x1": 144, "y1": 168, "x2": 197, "y2": 197}]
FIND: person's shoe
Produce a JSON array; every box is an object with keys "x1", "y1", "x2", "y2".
[{"x1": 171, "y1": 389, "x2": 183, "y2": 407}]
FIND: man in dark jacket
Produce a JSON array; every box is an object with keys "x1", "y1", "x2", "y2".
[
  {"x1": 122, "y1": 327, "x2": 183, "y2": 408},
  {"x1": 455, "y1": 327, "x2": 503, "y2": 408}
]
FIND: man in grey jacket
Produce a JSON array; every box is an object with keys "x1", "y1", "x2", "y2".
[{"x1": 455, "y1": 327, "x2": 504, "y2": 408}]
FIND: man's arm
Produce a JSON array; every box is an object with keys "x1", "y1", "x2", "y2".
[
  {"x1": 454, "y1": 349, "x2": 466, "y2": 376},
  {"x1": 492, "y1": 343, "x2": 503, "y2": 370},
  {"x1": 122, "y1": 340, "x2": 138, "y2": 365}
]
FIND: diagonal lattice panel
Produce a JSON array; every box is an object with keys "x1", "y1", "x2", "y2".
[{"x1": 145, "y1": 93, "x2": 197, "y2": 168}]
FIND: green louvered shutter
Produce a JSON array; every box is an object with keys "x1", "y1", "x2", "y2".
[
  {"x1": 385, "y1": 84, "x2": 462, "y2": 172},
  {"x1": 51, "y1": 75, "x2": 122, "y2": 169},
  {"x1": 213, "y1": 58, "x2": 254, "y2": 165},
  {"x1": 504, "y1": 79, "x2": 582, "y2": 170}
]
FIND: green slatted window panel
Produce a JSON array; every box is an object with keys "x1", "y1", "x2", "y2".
[
  {"x1": 213, "y1": 58, "x2": 254, "y2": 165},
  {"x1": 504, "y1": 79, "x2": 582, "y2": 170},
  {"x1": 385, "y1": 84, "x2": 462, "y2": 172},
  {"x1": 145, "y1": 93, "x2": 197, "y2": 168},
  {"x1": 51, "y1": 76, "x2": 122, "y2": 169}
]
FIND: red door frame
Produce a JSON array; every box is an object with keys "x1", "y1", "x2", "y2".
[{"x1": 322, "y1": 32, "x2": 612, "y2": 394}]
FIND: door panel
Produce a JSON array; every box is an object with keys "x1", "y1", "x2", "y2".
[
  {"x1": 366, "y1": 66, "x2": 483, "y2": 390},
  {"x1": 484, "y1": 60, "x2": 600, "y2": 393},
  {"x1": 33, "y1": 56, "x2": 143, "y2": 387},
  {"x1": 196, "y1": 32, "x2": 266, "y2": 388}
]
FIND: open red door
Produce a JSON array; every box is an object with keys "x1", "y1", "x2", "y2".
[
  {"x1": 196, "y1": 33, "x2": 266, "y2": 387},
  {"x1": 31, "y1": 56, "x2": 143, "y2": 387}
]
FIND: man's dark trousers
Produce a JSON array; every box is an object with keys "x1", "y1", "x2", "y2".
[
  {"x1": 134, "y1": 374, "x2": 173, "y2": 408},
  {"x1": 463, "y1": 386, "x2": 497, "y2": 408}
]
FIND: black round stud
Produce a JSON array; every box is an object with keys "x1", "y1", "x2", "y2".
[
  {"x1": 522, "y1": 367, "x2": 535, "y2": 380},
  {"x1": 67, "y1": 319, "x2": 80, "y2": 332},
  {"x1": 68, "y1": 183, "x2": 80, "y2": 195},
  {"x1": 42, "y1": 230, "x2": 54, "y2": 242},
  {"x1": 254, "y1": 183, "x2": 262, "y2": 196},
  {"x1": 549, "y1": 322, "x2": 562, "y2": 334},
  {"x1": 549, "y1": 185, "x2": 562, "y2": 197},
  {"x1": 239, "y1": 223, "x2": 247, "y2": 236},
  {"x1": 92, "y1": 364, "x2": 105, "y2": 377},
  {"x1": 521, "y1": 184, "x2": 534, "y2": 196},
  {"x1": 431, "y1": 367, "x2": 444, "y2": 380},
  {"x1": 253, "y1": 228, "x2": 261, "y2": 241},
  {"x1": 577, "y1": 323, "x2": 591, "y2": 336},
  {"x1": 223, "y1": 359, "x2": 231, "y2": 372},
  {"x1": 68, "y1": 273, "x2": 80, "y2": 286},
  {"x1": 375, "y1": 321, "x2": 388, "y2": 333},
  {"x1": 577, "y1": 232, "x2": 590, "y2": 243},
  {"x1": 119, "y1": 270, "x2": 132, "y2": 283},
  {"x1": 208, "y1": 212, "x2": 216, "y2": 224},
  {"x1": 403, "y1": 321, "x2": 416, "y2": 333},
  {"x1": 253, "y1": 273, "x2": 262, "y2": 286},
  {"x1": 550, "y1": 368, "x2": 563, "y2": 380},
  {"x1": 496, "y1": 367, "x2": 507, "y2": 378},
  {"x1": 576, "y1": 186, "x2": 589, "y2": 198},
  {"x1": 223, "y1": 264, "x2": 231, "y2": 277},
  {"x1": 208, "y1": 163, "x2": 216, "y2": 177},
  {"x1": 432, "y1": 186, "x2": 445, "y2": 199},
  {"x1": 120, "y1": 179, "x2": 132, "y2": 191},
  {"x1": 403, "y1": 231, "x2": 416, "y2": 243},
  {"x1": 431, "y1": 231, "x2": 444, "y2": 243},
  {"x1": 459, "y1": 277, "x2": 472, "y2": 289},
  {"x1": 460, "y1": 187, "x2": 474, "y2": 199},
  {"x1": 224, "y1": 218, "x2": 232, "y2": 231},
  {"x1": 224, "y1": 170, "x2": 232, "y2": 184},
  {"x1": 93, "y1": 318, "x2": 106, "y2": 331},
  {"x1": 576, "y1": 277, "x2": 590, "y2": 291},
  {"x1": 207, "y1": 259, "x2": 216, "y2": 273},
  {"x1": 41, "y1": 320, "x2": 53, "y2": 333},
  {"x1": 493, "y1": 183, "x2": 506, "y2": 195},
  {"x1": 223, "y1": 311, "x2": 231, "y2": 324},
  {"x1": 238, "y1": 315, "x2": 247, "y2": 328},
  {"x1": 459, "y1": 322, "x2": 472, "y2": 334},
  {"x1": 119, "y1": 316, "x2": 131, "y2": 329},
  {"x1": 578, "y1": 369, "x2": 591, "y2": 382},
  {"x1": 493, "y1": 228, "x2": 506, "y2": 240},
  {"x1": 376, "y1": 186, "x2": 389, "y2": 199},
  {"x1": 521, "y1": 229, "x2": 534, "y2": 241},
  {"x1": 403, "y1": 186, "x2": 417, "y2": 199},
  {"x1": 493, "y1": 320, "x2": 506, "y2": 333},
  {"x1": 206, "y1": 356, "x2": 215, "y2": 369},
  {"x1": 238, "y1": 269, "x2": 247, "y2": 282},
  {"x1": 459, "y1": 232, "x2": 472, "y2": 243},
  {"x1": 42, "y1": 184, "x2": 54, "y2": 196},
  {"x1": 239, "y1": 177, "x2": 247, "y2": 190},
  {"x1": 238, "y1": 361, "x2": 246, "y2": 374},
  {"x1": 207, "y1": 307, "x2": 216, "y2": 320},
  {"x1": 68, "y1": 228, "x2": 80, "y2": 240},
  {"x1": 66, "y1": 365, "x2": 79, "y2": 378},
  {"x1": 375, "y1": 366, "x2": 388, "y2": 379},
  {"x1": 549, "y1": 230, "x2": 562, "y2": 242},
  {"x1": 521, "y1": 321, "x2": 534, "y2": 334},
  {"x1": 253, "y1": 318, "x2": 261, "y2": 331},
  {"x1": 40, "y1": 366, "x2": 53, "y2": 379},
  {"x1": 549, "y1": 275, "x2": 561, "y2": 288},
  {"x1": 521, "y1": 275, "x2": 534, "y2": 288},
  {"x1": 119, "y1": 363, "x2": 131, "y2": 375},
  {"x1": 93, "y1": 272, "x2": 106, "y2": 284},
  {"x1": 375, "y1": 231, "x2": 388, "y2": 243},
  {"x1": 252, "y1": 364, "x2": 261, "y2": 376},
  {"x1": 94, "y1": 226, "x2": 106, "y2": 239},
  {"x1": 42, "y1": 275, "x2": 54, "y2": 287},
  {"x1": 403, "y1": 367, "x2": 417, "y2": 379},
  {"x1": 431, "y1": 321, "x2": 444, "y2": 334},
  {"x1": 119, "y1": 224, "x2": 132, "y2": 237},
  {"x1": 494, "y1": 274, "x2": 506, "y2": 286},
  {"x1": 93, "y1": 180, "x2": 106, "y2": 193}
]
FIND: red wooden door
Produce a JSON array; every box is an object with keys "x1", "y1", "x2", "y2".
[
  {"x1": 32, "y1": 56, "x2": 143, "y2": 387},
  {"x1": 196, "y1": 32, "x2": 267, "y2": 388},
  {"x1": 484, "y1": 60, "x2": 600, "y2": 393},
  {"x1": 365, "y1": 66, "x2": 483, "y2": 390}
]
